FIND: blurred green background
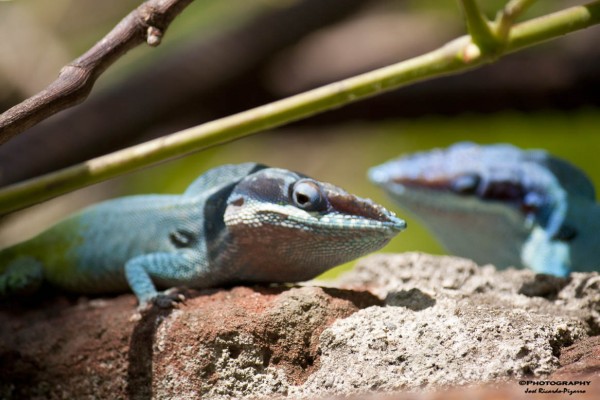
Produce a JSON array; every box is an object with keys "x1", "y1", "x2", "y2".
[{"x1": 1, "y1": 0, "x2": 599, "y2": 278}]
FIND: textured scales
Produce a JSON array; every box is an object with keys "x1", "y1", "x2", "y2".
[
  {"x1": 0, "y1": 163, "x2": 406, "y2": 306},
  {"x1": 369, "y1": 142, "x2": 600, "y2": 276}
]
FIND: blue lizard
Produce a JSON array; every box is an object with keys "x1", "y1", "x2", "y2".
[
  {"x1": 0, "y1": 163, "x2": 406, "y2": 306},
  {"x1": 369, "y1": 142, "x2": 599, "y2": 276}
]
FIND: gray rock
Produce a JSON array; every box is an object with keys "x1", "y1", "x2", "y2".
[
  {"x1": 294, "y1": 296, "x2": 585, "y2": 397},
  {"x1": 288, "y1": 252, "x2": 596, "y2": 398},
  {"x1": 336, "y1": 253, "x2": 600, "y2": 334}
]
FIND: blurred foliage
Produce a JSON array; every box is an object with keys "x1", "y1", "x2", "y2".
[
  {"x1": 103, "y1": 0, "x2": 287, "y2": 83},
  {"x1": 0, "y1": 0, "x2": 282, "y2": 95}
]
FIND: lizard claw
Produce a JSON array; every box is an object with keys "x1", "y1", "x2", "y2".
[
  {"x1": 136, "y1": 288, "x2": 186, "y2": 311},
  {"x1": 151, "y1": 288, "x2": 186, "y2": 309}
]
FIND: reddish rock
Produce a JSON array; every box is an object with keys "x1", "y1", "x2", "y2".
[
  {"x1": 0, "y1": 295, "x2": 134, "y2": 400},
  {"x1": 0, "y1": 286, "x2": 380, "y2": 399},
  {"x1": 552, "y1": 336, "x2": 600, "y2": 379}
]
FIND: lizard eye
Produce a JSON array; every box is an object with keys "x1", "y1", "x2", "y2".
[
  {"x1": 481, "y1": 180, "x2": 524, "y2": 201},
  {"x1": 291, "y1": 180, "x2": 328, "y2": 212},
  {"x1": 552, "y1": 224, "x2": 578, "y2": 242},
  {"x1": 170, "y1": 229, "x2": 196, "y2": 248}
]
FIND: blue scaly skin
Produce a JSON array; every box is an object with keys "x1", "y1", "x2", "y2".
[
  {"x1": 369, "y1": 142, "x2": 599, "y2": 276},
  {"x1": 0, "y1": 163, "x2": 406, "y2": 306}
]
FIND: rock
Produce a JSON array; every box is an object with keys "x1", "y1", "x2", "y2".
[
  {"x1": 336, "y1": 252, "x2": 600, "y2": 333},
  {"x1": 154, "y1": 286, "x2": 379, "y2": 399},
  {"x1": 0, "y1": 286, "x2": 380, "y2": 399},
  {"x1": 296, "y1": 295, "x2": 585, "y2": 397},
  {"x1": 1, "y1": 253, "x2": 599, "y2": 399},
  {"x1": 312, "y1": 252, "x2": 600, "y2": 398},
  {"x1": 552, "y1": 335, "x2": 600, "y2": 378}
]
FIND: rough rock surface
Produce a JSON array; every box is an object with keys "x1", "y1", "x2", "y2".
[
  {"x1": 0, "y1": 286, "x2": 379, "y2": 399},
  {"x1": 1, "y1": 252, "x2": 599, "y2": 399},
  {"x1": 296, "y1": 298, "x2": 584, "y2": 397},
  {"x1": 337, "y1": 253, "x2": 600, "y2": 333}
]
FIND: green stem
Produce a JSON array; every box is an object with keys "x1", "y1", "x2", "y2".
[
  {"x1": 458, "y1": 0, "x2": 500, "y2": 53},
  {"x1": 508, "y1": 1, "x2": 600, "y2": 51},
  {"x1": 495, "y1": 0, "x2": 538, "y2": 40},
  {"x1": 1, "y1": 1, "x2": 600, "y2": 213}
]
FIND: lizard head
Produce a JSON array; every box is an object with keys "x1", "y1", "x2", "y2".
[
  {"x1": 223, "y1": 167, "x2": 406, "y2": 282},
  {"x1": 369, "y1": 142, "x2": 595, "y2": 275}
]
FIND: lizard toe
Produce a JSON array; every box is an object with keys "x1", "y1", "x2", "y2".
[{"x1": 151, "y1": 289, "x2": 186, "y2": 309}]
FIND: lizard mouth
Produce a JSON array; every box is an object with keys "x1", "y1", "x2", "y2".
[
  {"x1": 319, "y1": 183, "x2": 407, "y2": 232},
  {"x1": 373, "y1": 168, "x2": 545, "y2": 216}
]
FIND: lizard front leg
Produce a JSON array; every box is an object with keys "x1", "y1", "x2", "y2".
[
  {"x1": 521, "y1": 227, "x2": 571, "y2": 277},
  {"x1": 124, "y1": 251, "x2": 206, "y2": 308}
]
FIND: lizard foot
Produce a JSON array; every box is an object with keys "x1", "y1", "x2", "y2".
[
  {"x1": 136, "y1": 288, "x2": 186, "y2": 312},
  {"x1": 151, "y1": 288, "x2": 186, "y2": 309}
]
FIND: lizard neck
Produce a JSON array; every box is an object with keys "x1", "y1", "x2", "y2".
[{"x1": 395, "y1": 191, "x2": 528, "y2": 268}]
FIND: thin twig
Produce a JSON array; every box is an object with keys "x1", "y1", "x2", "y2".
[
  {"x1": 0, "y1": 0, "x2": 195, "y2": 145},
  {"x1": 1, "y1": 1, "x2": 599, "y2": 213},
  {"x1": 458, "y1": 0, "x2": 500, "y2": 53},
  {"x1": 496, "y1": 0, "x2": 538, "y2": 39}
]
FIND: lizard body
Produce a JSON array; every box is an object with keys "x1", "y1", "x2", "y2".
[
  {"x1": 1, "y1": 163, "x2": 406, "y2": 306},
  {"x1": 369, "y1": 142, "x2": 599, "y2": 276}
]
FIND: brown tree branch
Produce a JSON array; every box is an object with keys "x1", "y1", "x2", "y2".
[
  {"x1": 0, "y1": 0, "x2": 368, "y2": 187},
  {"x1": 0, "y1": 0, "x2": 194, "y2": 145}
]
